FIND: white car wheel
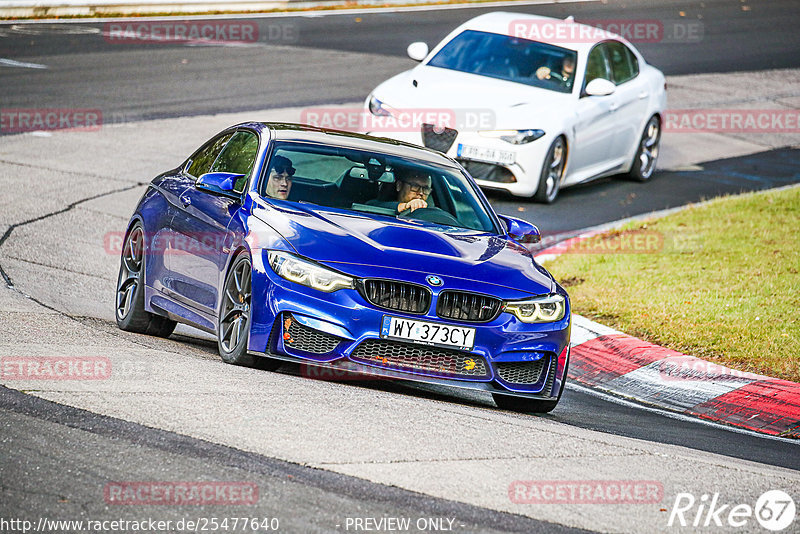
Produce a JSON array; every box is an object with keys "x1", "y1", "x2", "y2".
[
  {"x1": 628, "y1": 115, "x2": 661, "y2": 182},
  {"x1": 534, "y1": 137, "x2": 566, "y2": 203}
]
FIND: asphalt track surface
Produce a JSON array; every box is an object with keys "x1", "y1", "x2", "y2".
[
  {"x1": 1, "y1": 0, "x2": 800, "y2": 531},
  {"x1": 1, "y1": 0, "x2": 800, "y2": 119},
  {"x1": 0, "y1": 387, "x2": 585, "y2": 534}
]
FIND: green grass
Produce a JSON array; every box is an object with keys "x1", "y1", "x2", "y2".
[{"x1": 548, "y1": 186, "x2": 800, "y2": 382}]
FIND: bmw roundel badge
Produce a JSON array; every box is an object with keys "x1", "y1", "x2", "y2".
[{"x1": 426, "y1": 275, "x2": 443, "y2": 287}]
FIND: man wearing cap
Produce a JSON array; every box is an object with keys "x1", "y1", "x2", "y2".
[{"x1": 265, "y1": 155, "x2": 295, "y2": 200}]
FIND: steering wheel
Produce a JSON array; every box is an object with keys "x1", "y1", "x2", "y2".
[{"x1": 398, "y1": 207, "x2": 461, "y2": 226}]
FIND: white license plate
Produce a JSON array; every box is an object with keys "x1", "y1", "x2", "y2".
[
  {"x1": 457, "y1": 144, "x2": 515, "y2": 166},
  {"x1": 381, "y1": 316, "x2": 476, "y2": 350}
]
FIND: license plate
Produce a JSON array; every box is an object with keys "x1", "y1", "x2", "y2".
[
  {"x1": 381, "y1": 316, "x2": 476, "y2": 350},
  {"x1": 457, "y1": 144, "x2": 515, "y2": 166}
]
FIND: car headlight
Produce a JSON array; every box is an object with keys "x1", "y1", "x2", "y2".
[
  {"x1": 479, "y1": 129, "x2": 545, "y2": 144},
  {"x1": 504, "y1": 294, "x2": 565, "y2": 323},
  {"x1": 368, "y1": 95, "x2": 392, "y2": 117},
  {"x1": 268, "y1": 251, "x2": 354, "y2": 292}
]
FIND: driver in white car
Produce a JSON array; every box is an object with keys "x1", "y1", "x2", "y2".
[
  {"x1": 535, "y1": 55, "x2": 575, "y2": 89},
  {"x1": 368, "y1": 168, "x2": 432, "y2": 214}
]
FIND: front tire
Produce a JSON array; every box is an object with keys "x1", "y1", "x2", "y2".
[
  {"x1": 493, "y1": 393, "x2": 560, "y2": 414},
  {"x1": 115, "y1": 223, "x2": 176, "y2": 337},
  {"x1": 533, "y1": 136, "x2": 566, "y2": 204},
  {"x1": 493, "y1": 354, "x2": 569, "y2": 413},
  {"x1": 626, "y1": 115, "x2": 661, "y2": 182},
  {"x1": 217, "y1": 252, "x2": 280, "y2": 370}
]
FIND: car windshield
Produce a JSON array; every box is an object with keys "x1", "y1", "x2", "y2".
[
  {"x1": 259, "y1": 142, "x2": 498, "y2": 233},
  {"x1": 427, "y1": 30, "x2": 577, "y2": 94}
]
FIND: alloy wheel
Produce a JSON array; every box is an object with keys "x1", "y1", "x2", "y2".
[
  {"x1": 544, "y1": 138, "x2": 565, "y2": 201},
  {"x1": 638, "y1": 117, "x2": 660, "y2": 179},
  {"x1": 116, "y1": 226, "x2": 143, "y2": 320},
  {"x1": 219, "y1": 257, "x2": 252, "y2": 353}
]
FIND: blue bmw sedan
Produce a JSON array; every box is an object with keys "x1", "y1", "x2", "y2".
[{"x1": 116, "y1": 122, "x2": 571, "y2": 412}]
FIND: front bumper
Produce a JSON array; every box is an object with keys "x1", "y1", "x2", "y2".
[{"x1": 248, "y1": 252, "x2": 571, "y2": 399}]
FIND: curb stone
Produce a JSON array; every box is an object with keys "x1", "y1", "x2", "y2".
[{"x1": 532, "y1": 195, "x2": 800, "y2": 439}]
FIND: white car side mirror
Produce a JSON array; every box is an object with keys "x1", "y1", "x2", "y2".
[
  {"x1": 407, "y1": 42, "x2": 429, "y2": 62},
  {"x1": 584, "y1": 78, "x2": 616, "y2": 96}
]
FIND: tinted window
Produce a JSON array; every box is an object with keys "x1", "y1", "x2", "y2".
[
  {"x1": 584, "y1": 45, "x2": 611, "y2": 85},
  {"x1": 428, "y1": 30, "x2": 578, "y2": 94},
  {"x1": 260, "y1": 142, "x2": 497, "y2": 233},
  {"x1": 210, "y1": 130, "x2": 259, "y2": 192},
  {"x1": 606, "y1": 41, "x2": 638, "y2": 84},
  {"x1": 186, "y1": 133, "x2": 233, "y2": 178}
]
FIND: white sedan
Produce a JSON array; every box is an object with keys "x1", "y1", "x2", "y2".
[{"x1": 363, "y1": 12, "x2": 666, "y2": 203}]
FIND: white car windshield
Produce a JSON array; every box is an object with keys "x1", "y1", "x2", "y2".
[
  {"x1": 427, "y1": 30, "x2": 578, "y2": 94},
  {"x1": 260, "y1": 142, "x2": 499, "y2": 233}
]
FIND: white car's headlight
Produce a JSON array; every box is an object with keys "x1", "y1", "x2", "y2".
[
  {"x1": 368, "y1": 95, "x2": 392, "y2": 117},
  {"x1": 268, "y1": 251, "x2": 354, "y2": 293},
  {"x1": 479, "y1": 129, "x2": 545, "y2": 145},
  {"x1": 504, "y1": 294, "x2": 566, "y2": 323}
]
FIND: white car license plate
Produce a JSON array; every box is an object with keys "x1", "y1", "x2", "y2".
[
  {"x1": 457, "y1": 144, "x2": 515, "y2": 166},
  {"x1": 381, "y1": 316, "x2": 476, "y2": 350}
]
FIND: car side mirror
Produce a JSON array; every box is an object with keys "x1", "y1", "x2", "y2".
[
  {"x1": 584, "y1": 78, "x2": 616, "y2": 97},
  {"x1": 196, "y1": 172, "x2": 244, "y2": 197},
  {"x1": 407, "y1": 42, "x2": 429, "y2": 62},
  {"x1": 498, "y1": 215, "x2": 541, "y2": 243}
]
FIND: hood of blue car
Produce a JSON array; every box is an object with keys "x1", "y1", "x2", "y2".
[{"x1": 254, "y1": 202, "x2": 554, "y2": 295}]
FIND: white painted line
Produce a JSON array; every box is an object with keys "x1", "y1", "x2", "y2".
[
  {"x1": 0, "y1": 58, "x2": 48, "y2": 69},
  {"x1": 2, "y1": 0, "x2": 598, "y2": 23},
  {"x1": 9, "y1": 23, "x2": 100, "y2": 34},
  {"x1": 569, "y1": 324, "x2": 601, "y2": 346},
  {"x1": 97, "y1": 29, "x2": 265, "y2": 47},
  {"x1": 570, "y1": 314, "x2": 621, "y2": 346},
  {"x1": 606, "y1": 366, "x2": 752, "y2": 411},
  {"x1": 565, "y1": 381, "x2": 800, "y2": 445}
]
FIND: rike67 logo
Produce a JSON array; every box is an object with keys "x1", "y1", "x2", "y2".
[{"x1": 669, "y1": 490, "x2": 796, "y2": 531}]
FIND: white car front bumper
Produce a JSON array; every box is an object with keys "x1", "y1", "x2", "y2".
[{"x1": 365, "y1": 127, "x2": 554, "y2": 198}]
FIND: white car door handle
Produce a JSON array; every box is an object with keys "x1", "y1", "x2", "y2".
[
  {"x1": 638, "y1": 91, "x2": 649, "y2": 99},
  {"x1": 608, "y1": 102, "x2": 619, "y2": 112}
]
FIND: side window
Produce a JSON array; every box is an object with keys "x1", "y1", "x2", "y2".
[
  {"x1": 626, "y1": 45, "x2": 639, "y2": 78},
  {"x1": 584, "y1": 45, "x2": 611, "y2": 86},
  {"x1": 186, "y1": 133, "x2": 233, "y2": 178},
  {"x1": 209, "y1": 130, "x2": 259, "y2": 193},
  {"x1": 607, "y1": 41, "x2": 638, "y2": 84}
]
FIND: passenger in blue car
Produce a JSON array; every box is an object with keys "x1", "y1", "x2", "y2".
[
  {"x1": 368, "y1": 168, "x2": 432, "y2": 214},
  {"x1": 265, "y1": 155, "x2": 295, "y2": 200}
]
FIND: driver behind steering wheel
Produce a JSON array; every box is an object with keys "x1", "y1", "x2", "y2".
[{"x1": 368, "y1": 167, "x2": 431, "y2": 214}]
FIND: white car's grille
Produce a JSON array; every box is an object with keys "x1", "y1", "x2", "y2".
[
  {"x1": 421, "y1": 123, "x2": 457, "y2": 153},
  {"x1": 458, "y1": 159, "x2": 516, "y2": 183}
]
